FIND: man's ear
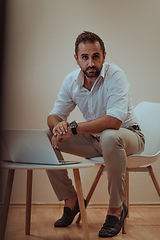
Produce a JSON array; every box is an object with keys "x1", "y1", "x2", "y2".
[
  {"x1": 103, "y1": 52, "x2": 107, "y2": 63},
  {"x1": 74, "y1": 54, "x2": 79, "y2": 65}
]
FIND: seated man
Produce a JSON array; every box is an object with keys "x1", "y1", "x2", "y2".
[{"x1": 47, "y1": 31, "x2": 145, "y2": 238}]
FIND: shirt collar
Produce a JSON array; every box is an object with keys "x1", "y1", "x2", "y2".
[
  {"x1": 75, "y1": 70, "x2": 84, "y2": 86},
  {"x1": 75, "y1": 62, "x2": 106, "y2": 86}
]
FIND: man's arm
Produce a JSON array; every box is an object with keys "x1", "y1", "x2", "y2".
[
  {"x1": 47, "y1": 114, "x2": 69, "y2": 136},
  {"x1": 47, "y1": 115, "x2": 63, "y2": 130},
  {"x1": 76, "y1": 115, "x2": 122, "y2": 134}
]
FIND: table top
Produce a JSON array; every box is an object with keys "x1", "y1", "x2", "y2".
[{"x1": 1, "y1": 161, "x2": 94, "y2": 170}]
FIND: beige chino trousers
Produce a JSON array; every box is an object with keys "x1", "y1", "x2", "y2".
[{"x1": 46, "y1": 127, "x2": 145, "y2": 208}]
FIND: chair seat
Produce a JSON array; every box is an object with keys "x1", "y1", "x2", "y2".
[
  {"x1": 127, "y1": 151, "x2": 160, "y2": 168},
  {"x1": 86, "y1": 157, "x2": 104, "y2": 164},
  {"x1": 87, "y1": 150, "x2": 160, "y2": 168}
]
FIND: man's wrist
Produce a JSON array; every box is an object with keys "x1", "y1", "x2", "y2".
[{"x1": 69, "y1": 121, "x2": 78, "y2": 135}]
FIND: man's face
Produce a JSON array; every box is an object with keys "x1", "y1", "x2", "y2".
[{"x1": 74, "y1": 41, "x2": 106, "y2": 80}]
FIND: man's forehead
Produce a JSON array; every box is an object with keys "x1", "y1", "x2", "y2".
[{"x1": 78, "y1": 41, "x2": 102, "y2": 53}]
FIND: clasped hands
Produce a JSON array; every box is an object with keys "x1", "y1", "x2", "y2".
[{"x1": 51, "y1": 121, "x2": 72, "y2": 149}]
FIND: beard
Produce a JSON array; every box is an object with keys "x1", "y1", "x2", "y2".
[{"x1": 83, "y1": 66, "x2": 101, "y2": 79}]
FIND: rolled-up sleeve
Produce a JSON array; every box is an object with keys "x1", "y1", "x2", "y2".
[
  {"x1": 49, "y1": 78, "x2": 76, "y2": 121},
  {"x1": 106, "y1": 70, "x2": 130, "y2": 122}
]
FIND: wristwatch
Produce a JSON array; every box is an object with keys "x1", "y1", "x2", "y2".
[{"x1": 69, "y1": 121, "x2": 78, "y2": 135}]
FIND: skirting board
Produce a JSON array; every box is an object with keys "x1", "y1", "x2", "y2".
[{"x1": 1, "y1": 202, "x2": 160, "y2": 209}]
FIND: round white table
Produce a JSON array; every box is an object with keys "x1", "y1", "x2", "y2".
[{"x1": 1, "y1": 161, "x2": 94, "y2": 240}]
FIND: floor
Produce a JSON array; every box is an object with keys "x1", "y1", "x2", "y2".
[{"x1": 3, "y1": 205, "x2": 160, "y2": 240}]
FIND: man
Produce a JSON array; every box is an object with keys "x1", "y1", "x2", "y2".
[{"x1": 47, "y1": 31, "x2": 145, "y2": 238}]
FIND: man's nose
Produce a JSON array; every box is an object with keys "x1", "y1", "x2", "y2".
[{"x1": 88, "y1": 58, "x2": 94, "y2": 67}]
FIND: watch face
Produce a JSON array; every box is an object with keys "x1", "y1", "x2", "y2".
[
  {"x1": 69, "y1": 121, "x2": 77, "y2": 134},
  {"x1": 70, "y1": 122, "x2": 77, "y2": 128}
]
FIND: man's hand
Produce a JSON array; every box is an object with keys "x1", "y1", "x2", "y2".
[
  {"x1": 51, "y1": 124, "x2": 72, "y2": 149},
  {"x1": 51, "y1": 134, "x2": 62, "y2": 149},
  {"x1": 52, "y1": 121, "x2": 69, "y2": 137}
]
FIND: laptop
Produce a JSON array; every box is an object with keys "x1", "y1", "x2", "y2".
[{"x1": 1, "y1": 129, "x2": 80, "y2": 165}]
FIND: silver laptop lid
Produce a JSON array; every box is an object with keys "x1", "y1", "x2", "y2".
[{"x1": 1, "y1": 129, "x2": 62, "y2": 165}]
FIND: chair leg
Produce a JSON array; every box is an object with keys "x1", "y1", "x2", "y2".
[
  {"x1": 147, "y1": 165, "x2": 160, "y2": 197},
  {"x1": 122, "y1": 169, "x2": 129, "y2": 234},
  {"x1": 76, "y1": 164, "x2": 105, "y2": 224},
  {"x1": 25, "y1": 170, "x2": 33, "y2": 235},
  {"x1": 0, "y1": 169, "x2": 15, "y2": 240},
  {"x1": 126, "y1": 170, "x2": 129, "y2": 217}
]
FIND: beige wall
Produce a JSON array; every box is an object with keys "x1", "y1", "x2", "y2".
[{"x1": 1, "y1": 0, "x2": 160, "y2": 204}]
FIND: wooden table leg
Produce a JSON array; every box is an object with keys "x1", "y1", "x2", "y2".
[
  {"x1": 25, "y1": 170, "x2": 33, "y2": 235},
  {"x1": 73, "y1": 169, "x2": 90, "y2": 240},
  {"x1": 77, "y1": 164, "x2": 105, "y2": 224},
  {"x1": 0, "y1": 169, "x2": 15, "y2": 240}
]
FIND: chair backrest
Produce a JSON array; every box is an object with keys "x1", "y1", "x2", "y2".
[{"x1": 134, "y1": 101, "x2": 160, "y2": 155}]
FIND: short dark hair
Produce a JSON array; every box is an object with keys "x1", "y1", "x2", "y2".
[{"x1": 75, "y1": 31, "x2": 105, "y2": 56}]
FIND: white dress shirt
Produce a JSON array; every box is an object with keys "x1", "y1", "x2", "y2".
[{"x1": 49, "y1": 63, "x2": 138, "y2": 130}]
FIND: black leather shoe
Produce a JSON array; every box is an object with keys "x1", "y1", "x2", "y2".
[
  {"x1": 54, "y1": 199, "x2": 86, "y2": 227},
  {"x1": 99, "y1": 203, "x2": 128, "y2": 238}
]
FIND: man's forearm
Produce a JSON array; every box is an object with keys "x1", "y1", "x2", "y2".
[
  {"x1": 47, "y1": 115, "x2": 63, "y2": 130},
  {"x1": 76, "y1": 115, "x2": 122, "y2": 135}
]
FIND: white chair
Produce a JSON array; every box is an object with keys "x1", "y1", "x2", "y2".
[{"x1": 76, "y1": 101, "x2": 160, "y2": 234}]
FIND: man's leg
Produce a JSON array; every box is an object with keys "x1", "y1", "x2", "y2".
[
  {"x1": 45, "y1": 130, "x2": 102, "y2": 227},
  {"x1": 46, "y1": 129, "x2": 102, "y2": 202},
  {"x1": 99, "y1": 127, "x2": 145, "y2": 237},
  {"x1": 101, "y1": 128, "x2": 145, "y2": 210}
]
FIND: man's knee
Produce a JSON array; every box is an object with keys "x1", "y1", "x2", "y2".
[{"x1": 100, "y1": 129, "x2": 124, "y2": 155}]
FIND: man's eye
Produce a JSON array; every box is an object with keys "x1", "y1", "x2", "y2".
[
  {"x1": 93, "y1": 55, "x2": 99, "y2": 59},
  {"x1": 82, "y1": 56, "x2": 88, "y2": 59}
]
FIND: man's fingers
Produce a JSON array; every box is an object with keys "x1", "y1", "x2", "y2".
[
  {"x1": 58, "y1": 123, "x2": 68, "y2": 135},
  {"x1": 51, "y1": 135, "x2": 60, "y2": 149},
  {"x1": 53, "y1": 121, "x2": 68, "y2": 136},
  {"x1": 53, "y1": 144, "x2": 58, "y2": 149}
]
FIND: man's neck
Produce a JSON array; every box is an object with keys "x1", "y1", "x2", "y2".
[{"x1": 83, "y1": 76, "x2": 98, "y2": 91}]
